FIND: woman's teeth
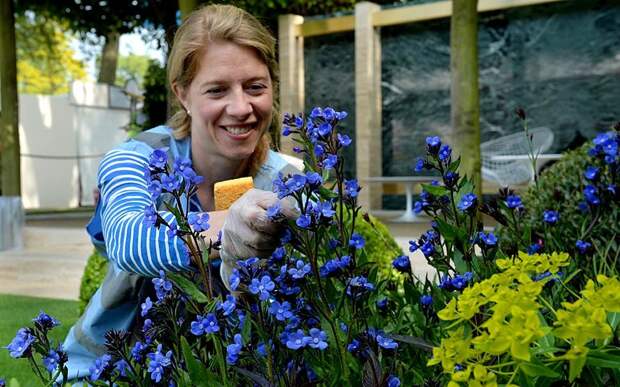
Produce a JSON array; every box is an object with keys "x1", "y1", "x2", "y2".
[{"x1": 224, "y1": 126, "x2": 252, "y2": 135}]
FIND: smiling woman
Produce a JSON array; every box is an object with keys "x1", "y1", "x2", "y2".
[{"x1": 59, "y1": 4, "x2": 301, "y2": 381}]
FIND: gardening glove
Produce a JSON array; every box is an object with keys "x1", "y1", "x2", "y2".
[{"x1": 219, "y1": 188, "x2": 298, "y2": 290}]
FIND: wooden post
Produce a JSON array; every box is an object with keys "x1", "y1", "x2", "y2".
[
  {"x1": 450, "y1": 0, "x2": 482, "y2": 197},
  {"x1": 278, "y1": 14, "x2": 304, "y2": 155},
  {"x1": 0, "y1": 0, "x2": 21, "y2": 196},
  {"x1": 355, "y1": 2, "x2": 382, "y2": 211}
]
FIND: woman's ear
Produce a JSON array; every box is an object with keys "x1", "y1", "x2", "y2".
[{"x1": 172, "y1": 82, "x2": 189, "y2": 112}]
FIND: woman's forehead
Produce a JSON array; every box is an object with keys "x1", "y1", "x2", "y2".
[{"x1": 193, "y1": 40, "x2": 270, "y2": 85}]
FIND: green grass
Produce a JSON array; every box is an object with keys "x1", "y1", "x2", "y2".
[{"x1": 0, "y1": 294, "x2": 79, "y2": 385}]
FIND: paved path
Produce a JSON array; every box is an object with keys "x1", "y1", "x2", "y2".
[
  {"x1": 0, "y1": 225, "x2": 92, "y2": 300},
  {"x1": 0, "y1": 212, "x2": 436, "y2": 301}
]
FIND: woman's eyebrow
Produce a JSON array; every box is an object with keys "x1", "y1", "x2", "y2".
[{"x1": 199, "y1": 76, "x2": 270, "y2": 88}]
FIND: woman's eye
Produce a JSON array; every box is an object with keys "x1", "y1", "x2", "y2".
[
  {"x1": 247, "y1": 84, "x2": 266, "y2": 93},
  {"x1": 205, "y1": 87, "x2": 224, "y2": 95}
]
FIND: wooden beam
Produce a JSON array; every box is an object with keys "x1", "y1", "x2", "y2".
[
  {"x1": 299, "y1": 15, "x2": 355, "y2": 37},
  {"x1": 373, "y1": 0, "x2": 566, "y2": 27}
]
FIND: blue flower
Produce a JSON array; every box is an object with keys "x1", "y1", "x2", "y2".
[
  {"x1": 318, "y1": 122, "x2": 332, "y2": 136},
  {"x1": 584, "y1": 166, "x2": 600, "y2": 180},
  {"x1": 576, "y1": 240, "x2": 591, "y2": 254},
  {"x1": 319, "y1": 255, "x2": 351, "y2": 277},
  {"x1": 376, "y1": 334, "x2": 398, "y2": 350},
  {"x1": 282, "y1": 126, "x2": 292, "y2": 136},
  {"x1": 344, "y1": 179, "x2": 360, "y2": 198},
  {"x1": 426, "y1": 136, "x2": 441, "y2": 154},
  {"x1": 188, "y1": 212, "x2": 210, "y2": 232},
  {"x1": 5, "y1": 328, "x2": 35, "y2": 358},
  {"x1": 286, "y1": 174, "x2": 307, "y2": 193},
  {"x1": 147, "y1": 344, "x2": 173, "y2": 383},
  {"x1": 323, "y1": 154, "x2": 338, "y2": 170},
  {"x1": 409, "y1": 240, "x2": 419, "y2": 252},
  {"x1": 451, "y1": 273, "x2": 472, "y2": 290},
  {"x1": 286, "y1": 329, "x2": 310, "y2": 350},
  {"x1": 337, "y1": 133, "x2": 352, "y2": 147},
  {"x1": 413, "y1": 200, "x2": 425, "y2": 214},
  {"x1": 346, "y1": 276, "x2": 375, "y2": 297},
  {"x1": 308, "y1": 328, "x2": 328, "y2": 350},
  {"x1": 528, "y1": 242, "x2": 542, "y2": 255},
  {"x1": 305, "y1": 171, "x2": 323, "y2": 186},
  {"x1": 414, "y1": 157, "x2": 425, "y2": 172},
  {"x1": 340, "y1": 322, "x2": 349, "y2": 332},
  {"x1": 147, "y1": 180, "x2": 162, "y2": 200},
  {"x1": 114, "y1": 359, "x2": 129, "y2": 377},
  {"x1": 387, "y1": 375, "x2": 401, "y2": 387},
  {"x1": 296, "y1": 214, "x2": 311, "y2": 228},
  {"x1": 439, "y1": 145, "x2": 452, "y2": 161},
  {"x1": 347, "y1": 339, "x2": 361, "y2": 353},
  {"x1": 314, "y1": 144, "x2": 325, "y2": 157},
  {"x1": 173, "y1": 157, "x2": 193, "y2": 177},
  {"x1": 33, "y1": 311, "x2": 60, "y2": 329},
  {"x1": 160, "y1": 173, "x2": 181, "y2": 191},
  {"x1": 457, "y1": 193, "x2": 477, "y2": 212},
  {"x1": 376, "y1": 298, "x2": 388, "y2": 311},
  {"x1": 505, "y1": 194, "x2": 523, "y2": 209},
  {"x1": 478, "y1": 232, "x2": 497, "y2": 246},
  {"x1": 420, "y1": 294, "x2": 433, "y2": 306},
  {"x1": 89, "y1": 354, "x2": 112, "y2": 382},
  {"x1": 543, "y1": 210, "x2": 559, "y2": 224},
  {"x1": 152, "y1": 271, "x2": 173, "y2": 301},
  {"x1": 131, "y1": 341, "x2": 147, "y2": 362},
  {"x1": 190, "y1": 313, "x2": 219, "y2": 335},
  {"x1": 141, "y1": 297, "x2": 153, "y2": 317},
  {"x1": 315, "y1": 201, "x2": 335, "y2": 218},
  {"x1": 249, "y1": 275, "x2": 275, "y2": 301},
  {"x1": 584, "y1": 185, "x2": 600, "y2": 206},
  {"x1": 420, "y1": 241, "x2": 435, "y2": 257},
  {"x1": 323, "y1": 107, "x2": 336, "y2": 121},
  {"x1": 293, "y1": 146, "x2": 302, "y2": 153},
  {"x1": 268, "y1": 300, "x2": 294, "y2": 321},
  {"x1": 217, "y1": 294, "x2": 236, "y2": 316},
  {"x1": 229, "y1": 268, "x2": 240, "y2": 291},
  {"x1": 295, "y1": 116, "x2": 304, "y2": 127},
  {"x1": 310, "y1": 107, "x2": 323, "y2": 118},
  {"x1": 349, "y1": 233, "x2": 365, "y2": 249},
  {"x1": 289, "y1": 259, "x2": 312, "y2": 279},
  {"x1": 143, "y1": 205, "x2": 158, "y2": 227},
  {"x1": 43, "y1": 348, "x2": 62, "y2": 373},
  {"x1": 271, "y1": 247, "x2": 286, "y2": 261},
  {"x1": 392, "y1": 255, "x2": 411, "y2": 273},
  {"x1": 149, "y1": 149, "x2": 168, "y2": 169},
  {"x1": 336, "y1": 110, "x2": 348, "y2": 120}
]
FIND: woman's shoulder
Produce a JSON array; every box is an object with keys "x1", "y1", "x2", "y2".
[{"x1": 109, "y1": 126, "x2": 188, "y2": 159}]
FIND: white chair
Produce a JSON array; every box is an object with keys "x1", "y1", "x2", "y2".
[{"x1": 481, "y1": 126, "x2": 554, "y2": 186}]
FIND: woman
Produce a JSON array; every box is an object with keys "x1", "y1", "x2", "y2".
[{"x1": 62, "y1": 4, "x2": 299, "y2": 379}]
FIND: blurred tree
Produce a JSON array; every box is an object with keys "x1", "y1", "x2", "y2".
[
  {"x1": 140, "y1": 59, "x2": 167, "y2": 130},
  {"x1": 0, "y1": 0, "x2": 20, "y2": 196},
  {"x1": 450, "y1": 0, "x2": 481, "y2": 197},
  {"x1": 115, "y1": 54, "x2": 152, "y2": 89},
  {"x1": 16, "y1": 12, "x2": 87, "y2": 95}
]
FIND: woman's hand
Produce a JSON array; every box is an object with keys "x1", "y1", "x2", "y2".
[{"x1": 219, "y1": 189, "x2": 297, "y2": 287}]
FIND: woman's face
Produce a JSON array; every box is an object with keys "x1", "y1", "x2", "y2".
[{"x1": 176, "y1": 40, "x2": 273, "y2": 162}]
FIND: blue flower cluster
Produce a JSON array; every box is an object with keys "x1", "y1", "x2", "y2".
[{"x1": 439, "y1": 272, "x2": 474, "y2": 292}]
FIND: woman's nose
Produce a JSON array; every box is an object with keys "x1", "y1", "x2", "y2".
[{"x1": 226, "y1": 89, "x2": 253, "y2": 118}]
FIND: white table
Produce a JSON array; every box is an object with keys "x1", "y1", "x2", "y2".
[
  {"x1": 489, "y1": 154, "x2": 562, "y2": 183},
  {"x1": 365, "y1": 176, "x2": 436, "y2": 222}
]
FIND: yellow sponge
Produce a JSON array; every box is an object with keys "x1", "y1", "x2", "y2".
[{"x1": 214, "y1": 177, "x2": 254, "y2": 210}]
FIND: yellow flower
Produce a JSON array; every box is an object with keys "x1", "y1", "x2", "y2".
[{"x1": 427, "y1": 327, "x2": 475, "y2": 371}]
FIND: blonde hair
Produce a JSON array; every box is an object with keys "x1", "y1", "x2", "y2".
[{"x1": 167, "y1": 4, "x2": 279, "y2": 176}]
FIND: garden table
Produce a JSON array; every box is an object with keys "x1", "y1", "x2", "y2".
[
  {"x1": 488, "y1": 154, "x2": 562, "y2": 183},
  {"x1": 365, "y1": 176, "x2": 436, "y2": 222}
]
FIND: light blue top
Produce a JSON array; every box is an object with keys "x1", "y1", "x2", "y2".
[{"x1": 62, "y1": 125, "x2": 298, "y2": 380}]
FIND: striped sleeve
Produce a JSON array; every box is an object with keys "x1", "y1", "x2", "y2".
[{"x1": 98, "y1": 149, "x2": 190, "y2": 277}]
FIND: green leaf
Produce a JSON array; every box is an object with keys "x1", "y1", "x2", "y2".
[
  {"x1": 520, "y1": 362, "x2": 560, "y2": 378},
  {"x1": 391, "y1": 334, "x2": 433, "y2": 351},
  {"x1": 8, "y1": 378, "x2": 21, "y2": 387},
  {"x1": 452, "y1": 250, "x2": 468, "y2": 274},
  {"x1": 421, "y1": 184, "x2": 449, "y2": 197},
  {"x1": 586, "y1": 350, "x2": 620, "y2": 369},
  {"x1": 167, "y1": 272, "x2": 209, "y2": 303},
  {"x1": 569, "y1": 355, "x2": 587, "y2": 382},
  {"x1": 242, "y1": 311, "x2": 252, "y2": 343},
  {"x1": 180, "y1": 336, "x2": 221, "y2": 387},
  {"x1": 435, "y1": 218, "x2": 458, "y2": 241},
  {"x1": 608, "y1": 312, "x2": 620, "y2": 331},
  {"x1": 448, "y1": 158, "x2": 461, "y2": 172}
]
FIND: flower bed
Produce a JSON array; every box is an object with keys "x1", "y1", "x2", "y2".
[{"x1": 3, "y1": 109, "x2": 619, "y2": 386}]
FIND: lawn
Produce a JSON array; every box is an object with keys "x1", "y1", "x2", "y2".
[{"x1": 0, "y1": 294, "x2": 79, "y2": 385}]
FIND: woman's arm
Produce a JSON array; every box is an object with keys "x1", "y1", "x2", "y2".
[{"x1": 98, "y1": 149, "x2": 225, "y2": 276}]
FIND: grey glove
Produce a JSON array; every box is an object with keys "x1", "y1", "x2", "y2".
[{"x1": 220, "y1": 188, "x2": 297, "y2": 289}]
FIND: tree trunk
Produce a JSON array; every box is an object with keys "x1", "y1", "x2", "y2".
[
  {"x1": 450, "y1": 0, "x2": 481, "y2": 197},
  {"x1": 0, "y1": 0, "x2": 21, "y2": 196},
  {"x1": 98, "y1": 30, "x2": 120, "y2": 85}
]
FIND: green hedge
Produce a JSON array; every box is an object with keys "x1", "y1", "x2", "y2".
[{"x1": 78, "y1": 214, "x2": 402, "y2": 313}]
